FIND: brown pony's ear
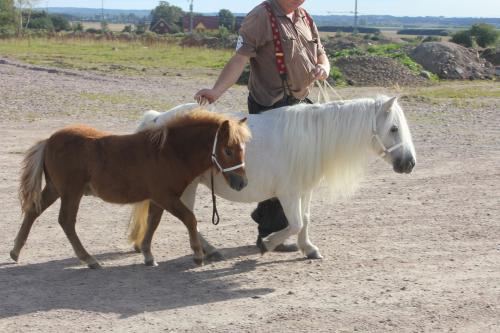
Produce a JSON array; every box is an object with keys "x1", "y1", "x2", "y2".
[
  {"x1": 219, "y1": 120, "x2": 231, "y2": 139},
  {"x1": 239, "y1": 117, "x2": 247, "y2": 124}
]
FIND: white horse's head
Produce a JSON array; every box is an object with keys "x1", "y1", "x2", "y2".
[{"x1": 372, "y1": 96, "x2": 416, "y2": 174}]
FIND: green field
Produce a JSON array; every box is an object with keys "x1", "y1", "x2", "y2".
[{"x1": 0, "y1": 38, "x2": 233, "y2": 74}]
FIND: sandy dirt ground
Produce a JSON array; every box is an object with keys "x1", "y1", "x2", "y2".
[{"x1": 0, "y1": 59, "x2": 499, "y2": 332}]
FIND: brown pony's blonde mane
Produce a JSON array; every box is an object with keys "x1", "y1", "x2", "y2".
[{"x1": 146, "y1": 108, "x2": 251, "y2": 149}]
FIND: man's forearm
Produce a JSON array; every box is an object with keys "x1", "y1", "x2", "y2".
[
  {"x1": 318, "y1": 53, "x2": 331, "y2": 73},
  {"x1": 212, "y1": 53, "x2": 250, "y2": 96}
]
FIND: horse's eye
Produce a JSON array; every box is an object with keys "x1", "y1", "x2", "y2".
[
  {"x1": 390, "y1": 125, "x2": 399, "y2": 133},
  {"x1": 224, "y1": 148, "x2": 233, "y2": 156}
]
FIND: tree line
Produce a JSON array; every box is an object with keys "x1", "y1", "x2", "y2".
[{"x1": 0, "y1": 0, "x2": 237, "y2": 36}]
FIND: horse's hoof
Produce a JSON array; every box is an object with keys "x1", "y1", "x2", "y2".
[
  {"x1": 206, "y1": 251, "x2": 224, "y2": 262},
  {"x1": 306, "y1": 250, "x2": 323, "y2": 260},
  {"x1": 10, "y1": 250, "x2": 19, "y2": 262},
  {"x1": 133, "y1": 245, "x2": 141, "y2": 253},
  {"x1": 274, "y1": 243, "x2": 299, "y2": 252},
  {"x1": 256, "y1": 237, "x2": 268, "y2": 255},
  {"x1": 145, "y1": 259, "x2": 158, "y2": 267},
  {"x1": 193, "y1": 257, "x2": 204, "y2": 266},
  {"x1": 88, "y1": 261, "x2": 103, "y2": 269}
]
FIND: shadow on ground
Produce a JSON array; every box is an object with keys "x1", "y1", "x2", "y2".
[{"x1": 0, "y1": 246, "x2": 277, "y2": 318}]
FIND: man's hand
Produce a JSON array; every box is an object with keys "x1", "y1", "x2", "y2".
[
  {"x1": 313, "y1": 64, "x2": 329, "y2": 81},
  {"x1": 194, "y1": 89, "x2": 220, "y2": 105}
]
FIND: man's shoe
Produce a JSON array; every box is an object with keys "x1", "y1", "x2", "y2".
[{"x1": 250, "y1": 208, "x2": 261, "y2": 223}]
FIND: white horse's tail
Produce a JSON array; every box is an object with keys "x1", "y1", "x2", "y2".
[
  {"x1": 136, "y1": 110, "x2": 161, "y2": 132},
  {"x1": 128, "y1": 200, "x2": 150, "y2": 250},
  {"x1": 129, "y1": 104, "x2": 199, "y2": 248}
]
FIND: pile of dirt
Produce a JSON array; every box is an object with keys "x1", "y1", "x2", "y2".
[
  {"x1": 334, "y1": 56, "x2": 428, "y2": 86},
  {"x1": 410, "y1": 42, "x2": 495, "y2": 80},
  {"x1": 481, "y1": 48, "x2": 500, "y2": 66},
  {"x1": 322, "y1": 34, "x2": 393, "y2": 52},
  {"x1": 180, "y1": 34, "x2": 237, "y2": 49}
]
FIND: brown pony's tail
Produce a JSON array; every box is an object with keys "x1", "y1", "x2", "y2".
[
  {"x1": 19, "y1": 140, "x2": 47, "y2": 214},
  {"x1": 128, "y1": 200, "x2": 150, "y2": 250}
]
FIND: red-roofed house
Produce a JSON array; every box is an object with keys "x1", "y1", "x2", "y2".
[{"x1": 183, "y1": 16, "x2": 220, "y2": 33}]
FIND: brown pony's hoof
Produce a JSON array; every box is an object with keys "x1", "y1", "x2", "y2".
[
  {"x1": 145, "y1": 260, "x2": 158, "y2": 267},
  {"x1": 88, "y1": 261, "x2": 103, "y2": 269},
  {"x1": 10, "y1": 250, "x2": 19, "y2": 262},
  {"x1": 193, "y1": 257, "x2": 203, "y2": 266},
  {"x1": 206, "y1": 251, "x2": 224, "y2": 262},
  {"x1": 256, "y1": 236, "x2": 268, "y2": 255}
]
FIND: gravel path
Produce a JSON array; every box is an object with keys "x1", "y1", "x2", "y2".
[{"x1": 0, "y1": 58, "x2": 499, "y2": 332}]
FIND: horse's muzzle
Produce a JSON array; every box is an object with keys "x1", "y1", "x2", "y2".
[
  {"x1": 393, "y1": 156, "x2": 416, "y2": 174},
  {"x1": 226, "y1": 172, "x2": 248, "y2": 191}
]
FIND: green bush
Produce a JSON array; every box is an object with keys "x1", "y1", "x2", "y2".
[
  {"x1": 28, "y1": 17, "x2": 54, "y2": 31},
  {"x1": 50, "y1": 14, "x2": 71, "y2": 32},
  {"x1": 422, "y1": 36, "x2": 442, "y2": 43},
  {"x1": 451, "y1": 30, "x2": 473, "y2": 47},
  {"x1": 470, "y1": 23, "x2": 499, "y2": 48},
  {"x1": 329, "y1": 66, "x2": 346, "y2": 85}
]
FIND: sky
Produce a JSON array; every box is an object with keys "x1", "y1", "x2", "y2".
[{"x1": 39, "y1": 0, "x2": 500, "y2": 18}]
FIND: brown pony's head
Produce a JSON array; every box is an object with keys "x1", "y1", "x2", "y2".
[{"x1": 212, "y1": 117, "x2": 251, "y2": 191}]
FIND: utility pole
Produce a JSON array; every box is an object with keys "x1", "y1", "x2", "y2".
[
  {"x1": 353, "y1": 0, "x2": 359, "y2": 35},
  {"x1": 188, "y1": 0, "x2": 194, "y2": 33}
]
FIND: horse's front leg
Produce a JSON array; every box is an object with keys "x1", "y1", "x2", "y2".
[
  {"x1": 180, "y1": 180, "x2": 222, "y2": 261},
  {"x1": 259, "y1": 195, "x2": 302, "y2": 253},
  {"x1": 158, "y1": 196, "x2": 204, "y2": 265},
  {"x1": 298, "y1": 191, "x2": 322, "y2": 259}
]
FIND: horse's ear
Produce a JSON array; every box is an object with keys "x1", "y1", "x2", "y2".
[
  {"x1": 239, "y1": 117, "x2": 247, "y2": 124},
  {"x1": 219, "y1": 120, "x2": 230, "y2": 137},
  {"x1": 383, "y1": 97, "x2": 398, "y2": 112}
]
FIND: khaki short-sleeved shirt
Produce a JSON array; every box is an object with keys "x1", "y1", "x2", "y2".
[{"x1": 236, "y1": 0, "x2": 326, "y2": 106}]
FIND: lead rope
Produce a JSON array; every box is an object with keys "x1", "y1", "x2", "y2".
[
  {"x1": 209, "y1": 126, "x2": 245, "y2": 225},
  {"x1": 316, "y1": 80, "x2": 344, "y2": 103},
  {"x1": 210, "y1": 169, "x2": 220, "y2": 225}
]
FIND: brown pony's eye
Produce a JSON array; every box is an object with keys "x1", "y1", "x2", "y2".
[
  {"x1": 390, "y1": 125, "x2": 399, "y2": 133},
  {"x1": 224, "y1": 148, "x2": 233, "y2": 156}
]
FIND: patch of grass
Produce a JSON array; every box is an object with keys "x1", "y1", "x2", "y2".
[
  {"x1": 328, "y1": 65, "x2": 347, "y2": 86},
  {"x1": 0, "y1": 38, "x2": 233, "y2": 74},
  {"x1": 79, "y1": 92, "x2": 173, "y2": 110},
  {"x1": 410, "y1": 84, "x2": 500, "y2": 99}
]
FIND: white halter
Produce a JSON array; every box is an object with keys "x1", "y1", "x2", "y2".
[
  {"x1": 211, "y1": 127, "x2": 245, "y2": 173},
  {"x1": 372, "y1": 114, "x2": 403, "y2": 158}
]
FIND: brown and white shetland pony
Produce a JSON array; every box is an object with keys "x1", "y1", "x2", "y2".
[{"x1": 10, "y1": 109, "x2": 251, "y2": 268}]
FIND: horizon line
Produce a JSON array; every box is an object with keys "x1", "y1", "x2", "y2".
[{"x1": 38, "y1": 7, "x2": 500, "y2": 20}]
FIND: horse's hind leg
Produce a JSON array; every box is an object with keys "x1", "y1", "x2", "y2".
[
  {"x1": 58, "y1": 193, "x2": 100, "y2": 269},
  {"x1": 11, "y1": 183, "x2": 59, "y2": 262},
  {"x1": 140, "y1": 202, "x2": 164, "y2": 267}
]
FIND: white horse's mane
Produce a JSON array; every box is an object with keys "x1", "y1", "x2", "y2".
[
  {"x1": 138, "y1": 96, "x2": 414, "y2": 198},
  {"x1": 266, "y1": 96, "x2": 398, "y2": 197}
]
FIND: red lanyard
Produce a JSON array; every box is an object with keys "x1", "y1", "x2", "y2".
[{"x1": 261, "y1": 1, "x2": 314, "y2": 81}]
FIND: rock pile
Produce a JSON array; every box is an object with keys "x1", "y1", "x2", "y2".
[
  {"x1": 334, "y1": 56, "x2": 428, "y2": 86},
  {"x1": 410, "y1": 42, "x2": 495, "y2": 80}
]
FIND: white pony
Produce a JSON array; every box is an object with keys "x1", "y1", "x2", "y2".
[{"x1": 129, "y1": 96, "x2": 416, "y2": 264}]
